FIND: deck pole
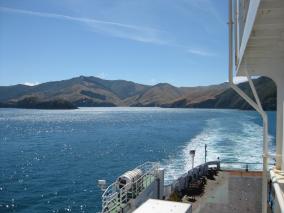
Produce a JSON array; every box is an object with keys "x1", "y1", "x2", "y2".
[{"x1": 205, "y1": 144, "x2": 207, "y2": 163}]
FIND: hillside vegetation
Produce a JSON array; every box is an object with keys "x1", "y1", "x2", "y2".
[{"x1": 0, "y1": 76, "x2": 276, "y2": 110}]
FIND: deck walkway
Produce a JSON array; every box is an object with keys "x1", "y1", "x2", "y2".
[{"x1": 187, "y1": 171, "x2": 263, "y2": 213}]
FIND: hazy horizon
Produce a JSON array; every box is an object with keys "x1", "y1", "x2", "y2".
[{"x1": 0, "y1": 74, "x2": 249, "y2": 88}]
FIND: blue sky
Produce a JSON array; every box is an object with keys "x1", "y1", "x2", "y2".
[{"x1": 0, "y1": 0, "x2": 229, "y2": 87}]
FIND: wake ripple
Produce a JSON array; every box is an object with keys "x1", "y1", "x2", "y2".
[{"x1": 162, "y1": 116, "x2": 275, "y2": 184}]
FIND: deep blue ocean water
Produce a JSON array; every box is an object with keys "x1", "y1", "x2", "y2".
[{"x1": 0, "y1": 107, "x2": 276, "y2": 212}]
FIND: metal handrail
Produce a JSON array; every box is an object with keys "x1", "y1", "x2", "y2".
[
  {"x1": 269, "y1": 170, "x2": 284, "y2": 213},
  {"x1": 221, "y1": 161, "x2": 274, "y2": 165},
  {"x1": 221, "y1": 161, "x2": 274, "y2": 171}
]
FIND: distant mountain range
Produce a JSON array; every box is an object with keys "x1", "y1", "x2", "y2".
[{"x1": 0, "y1": 76, "x2": 276, "y2": 110}]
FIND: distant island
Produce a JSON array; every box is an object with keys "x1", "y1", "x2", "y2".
[
  {"x1": 0, "y1": 97, "x2": 77, "y2": 109},
  {"x1": 0, "y1": 76, "x2": 276, "y2": 110}
]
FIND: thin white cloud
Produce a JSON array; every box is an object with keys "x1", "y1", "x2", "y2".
[
  {"x1": 0, "y1": 7, "x2": 168, "y2": 45},
  {"x1": 149, "y1": 78, "x2": 158, "y2": 85},
  {"x1": 185, "y1": 0, "x2": 224, "y2": 25},
  {"x1": 95, "y1": 72, "x2": 107, "y2": 79},
  {"x1": 233, "y1": 76, "x2": 247, "y2": 84},
  {"x1": 187, "y1": 48, "x2": 216, "y2": 57},
  {"x1": 23, "y1": 82, "x2": 39, "y2": 86}
]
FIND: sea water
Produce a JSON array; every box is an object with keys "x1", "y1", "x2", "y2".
[{"x1": 0, "y1": 107, "x2": 276, "y2": 212}]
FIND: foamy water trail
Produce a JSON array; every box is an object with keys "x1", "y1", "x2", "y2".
[{"x1": 162, "y1": 115, "x2": 275, "y2": 184}]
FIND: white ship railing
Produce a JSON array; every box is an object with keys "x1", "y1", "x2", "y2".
[
  {"x1": 269, "y1": 170, "x2": 284, "y2": 213},
  {"x1": 101, "y1": 162, "x2": 159, "y2": 213},
  {"x1": 221, "y1": 161, "x2": 274, "y2": 171}
]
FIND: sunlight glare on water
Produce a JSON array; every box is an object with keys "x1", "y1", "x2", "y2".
[{"x1": 0, "y1": 107, "x2": 276, "y2": 212}]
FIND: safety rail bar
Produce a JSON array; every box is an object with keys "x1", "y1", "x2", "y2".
[
  {"x1": 269, "y1": 170, "x2": 284, "y2": 213},
  {"x1": 221, "y1": 161, "x2": 275, "y2": 171}
]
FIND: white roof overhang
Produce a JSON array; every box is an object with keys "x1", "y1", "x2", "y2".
[{"x1": 236, "y1": 0, "x2": 284, "y2": 81}]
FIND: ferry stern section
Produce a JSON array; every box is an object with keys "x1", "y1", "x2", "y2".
[{"x1": 100, "y1": 0, "x2": 284, "y2": 212}]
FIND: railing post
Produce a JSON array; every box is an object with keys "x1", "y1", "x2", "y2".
[
  {"x1": 205, "y1": 144, "x2": 207, "y2": 163},
  {"x1": 119, "y1": 190, "x2": 122, "y2": 210},
  {"x1": 135, "y1": 181, "x2": 137, "y2": 198}
]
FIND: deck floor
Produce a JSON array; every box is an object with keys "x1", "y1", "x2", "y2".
[{"x1": 189, "y1": 171, "x2": 263, "y2": 213}]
